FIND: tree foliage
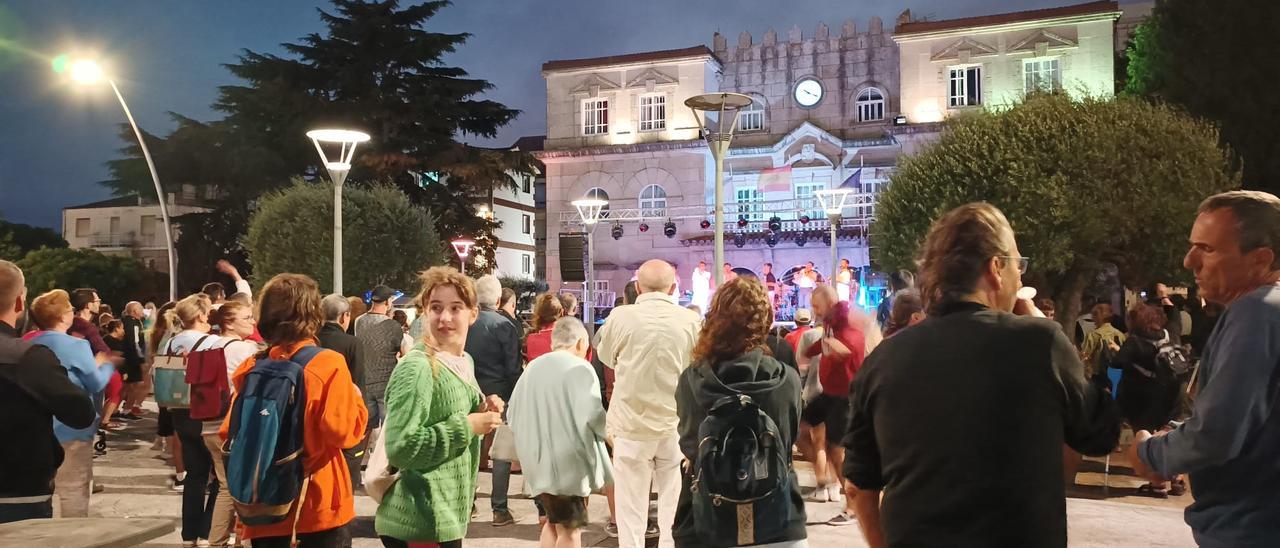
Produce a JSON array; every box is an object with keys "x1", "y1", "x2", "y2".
[
  {"x1": 244, "y1": 180, "x2": 444, "y2": 294},
  {"x1": 18, "y1": 248, "x2": 165, "y2": 308},
  {"x1": 0, "y1": 219, "x2": 68, "y2": 261},
  {"x1": 1125, "y1": 0, "x2": 1280, "y2": 193},
  {"x1": 873, "y1": 94, "x2": 1239, "y2": 332},
  {"x1": 103, "y1": 0, "x2": 534, "y2": 278}
]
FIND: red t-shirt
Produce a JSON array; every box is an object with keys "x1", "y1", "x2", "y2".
[
  {"x1": 524, "y1": 327, "x2": 554, "y2": 362},
  {"x1": 785, "y1": 325, "x2": 811, "y2": 355},
  {"x1": 804, "y1": 303, "x2": 866, "y2": 397}
]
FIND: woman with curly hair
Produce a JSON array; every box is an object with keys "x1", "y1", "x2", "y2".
[{"x1": 671, "y1": 276, "x2": 806, "y2": 547}]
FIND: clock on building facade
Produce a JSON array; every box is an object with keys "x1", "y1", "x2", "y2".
[{"x1": 794, "y1": 77, "x2": 823, "y2": 108}]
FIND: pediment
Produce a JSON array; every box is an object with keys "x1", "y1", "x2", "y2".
[
  {"x1": 930, "y1": 37, "x2": 998, "y2": 62},
  {"x1": 625, "y1": 68, "x2": 679, "y2": 89},
  {"x1": 570, "y1": 73, "x2": 621, "y2": 95},
  {"x1": 1010, "y1": 29, "x2": 1077, "y2": 53}
]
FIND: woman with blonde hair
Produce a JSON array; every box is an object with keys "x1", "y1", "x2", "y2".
[
  {"x1": 672, "y1": 276, "x2": 806, "y2": 547},
  {"x1": 27, "y1": 289, "x2": 115, "y2": 518},
  {"x1": 376, "y1": 267, "x2": 503, "y2": 548}
]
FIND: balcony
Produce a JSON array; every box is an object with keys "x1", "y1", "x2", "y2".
[
  {"x1": 85, "y1": 232, "x2": 163, "y2": 249},
  {"x1": 557, "y1": 190, "x2": 879, "y2": 234}
]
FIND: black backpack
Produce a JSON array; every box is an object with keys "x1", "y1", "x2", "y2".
[
  {"x1": 690, "y1": 391, "x2": 793, "y2": 547},
  {"x1": 1154, "y1": 331, "x2": 1193, "y2": 380}
]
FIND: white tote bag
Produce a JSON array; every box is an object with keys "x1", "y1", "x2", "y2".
[{"x1": 362, "y1": 423, "x2": 396, "y2": 504}]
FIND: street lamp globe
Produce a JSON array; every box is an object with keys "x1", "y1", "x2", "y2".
[
  {"x1": 307, "y1": 128, "x2": 371, "y2": 296},
  {"x1": 69, "y1": 59, "x2": 104, "y2": 84},
  {"x1": 685, "y1": 92, "x2": 753, "y2": 287}
]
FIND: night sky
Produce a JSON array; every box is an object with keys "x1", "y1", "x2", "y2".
[{"x1": 0, "y1": 0, "x2": 1136, "y2": 230}]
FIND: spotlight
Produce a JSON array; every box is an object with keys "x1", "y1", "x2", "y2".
[
  {"x1": 700, "y1": 219, "x2": 711, "y2": 230},
  {"x1": 639, "y1": 223, "x2": 650, "y2": 233},
  {"x1": 765, "y1": 231, "x2": 779, "y2": 247},
  {"x1": 768, "y1": 216, "x2": 782, "y2": 231},
  {"x1": 799, "y1": 215, "x2": 811, "y2": 225},
  {"x1": 611, "y1": 222, "x2": 623, "y2": 240},
  {"x1": 737, "y1": 216, "x2": 748, "y2": 228},
  {"x1": 663, "y1": 220, "x2": 677, "y2": 239},
  {"x1": 733, "y1": 232, "x2": 746, "y2": 248},
  {"x1": 795, "y1": 233, "x2": 808, "y2": 247}
]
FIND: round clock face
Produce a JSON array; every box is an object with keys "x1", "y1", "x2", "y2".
[{"x1": 794, "y1": 78, "x2": 823, "y2": 108}]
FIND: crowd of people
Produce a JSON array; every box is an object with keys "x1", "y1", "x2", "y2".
[{"x1": 1, "y1": 190, "x2": 1279, "y2": 548}]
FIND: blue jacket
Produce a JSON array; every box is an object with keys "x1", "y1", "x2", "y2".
[
  {"x1": 32, "y1": 331, "x2": 114, "y2": 443},
  {"x1": 1140, "y1": 284, "x2": 1280, "y2": 548}
]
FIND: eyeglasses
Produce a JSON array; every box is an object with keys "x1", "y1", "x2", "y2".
[{"x1": 997, "y1": 256, "x2": 1030, "y2": 275}]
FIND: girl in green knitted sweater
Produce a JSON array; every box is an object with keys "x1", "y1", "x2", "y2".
[{"x1": 376, "y1": 267, "x2": 504, "y2": 547}]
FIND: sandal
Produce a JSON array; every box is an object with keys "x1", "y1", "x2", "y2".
[
  {"x1": 1168, "y1": 479, "x2": 1187, "y2": 496},
  {"x1": 1136, "y1": 483, "x2": 1168, "y2": 499}
]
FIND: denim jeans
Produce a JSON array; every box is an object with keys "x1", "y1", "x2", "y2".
[
  {"x1": 251, "y1": 525, "x2": 350, "y2": 547},
  {"x1": 491, "y1": 459, "x2": 511, "y2": 512},
  {"x1": 0, "y1": 500, "x2": 53, "y2": 524},
  {"x1": 172, "y1": 409, "x2": 215, "y2": 541}
]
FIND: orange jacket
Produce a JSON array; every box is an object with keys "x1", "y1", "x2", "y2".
[{"x1": 220, "y1": 340, "x2": 368, "y2": 539}]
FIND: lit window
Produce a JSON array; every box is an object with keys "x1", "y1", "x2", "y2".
[
  {"x1": 638, "y1": 184, "x2": 667, "y2": 218},
  {"x1": 1024, "y1": 58, "x2": 1061, "y2": 93},
  {"x1": 738, "y1": 100, "x2": 764, "y2": 131},
  {"x1": 735, "y1": 188, "x2": 764, "y2": 222},
  {"x1": 949, "y1": 66, "x2": 982, "y2": 107},
  {"x1": 794, "y1": 183, "x2": 825, "y2": 220},
  {"x1": 583, "y1": 99, "x2": 609, "y2": 135},
  {"x1": 639, "y1": 94, "x2": 666, "y2": 131},
  {"x1": 856, "y1": 88, "x2": 885, "y2": 122}
]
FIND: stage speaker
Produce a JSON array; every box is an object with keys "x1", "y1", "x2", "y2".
[{"x1": 559, "y1": 232, "x2": 586, "y2": 282}]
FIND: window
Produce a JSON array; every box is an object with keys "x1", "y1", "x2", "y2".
[
  {"x1": 583, "y1": 98, "x2": 609, "y2": 135},
  {"x1": 738, "y1": 100, "x2": 764, "y2": 131},
  {"x1": 1024, "y1": 58, "x2": 1061, "y2": 93},
  {"x1": 522, "y1": 214, "x2": 532, "y2": 235},
  {"x1": 109, "y1": 216, "x2": 121, "y2": 235},
  {"x1": 638, "y1": 94, "x2": 666, "y2": 131},
  {"x1": 521, "y1": 177, "x2": 531, "y2": 194},
  {"x1": 74, "y1": 218, "x2": 90, "y2": 238},
  {"x1": 522, "y1": 254, "x2": 531, "y2": 274},
  {"x1": 585, "y1": 187, "x2": 610, "y2": 219},
  {"x1": 949, "y1": 66, "x2": 982, "y2": 107},
  {"x1": 735, "y1": 188, "x2": 764, "y2": 222},
  {"x1": 638, "y1": 184, "x2": 667, "y2": 218},
  {"x1": 856, "y1": 88, "x2": 885, "y2": 122},
  {"x1": 794, "y1": 182, "x2": 825, "y2": 220}
]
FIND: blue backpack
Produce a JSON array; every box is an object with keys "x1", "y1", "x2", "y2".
[{"x1": 224, "y1": 345, "x2": 322, "y2": 527}]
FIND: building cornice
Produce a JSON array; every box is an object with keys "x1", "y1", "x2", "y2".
[
  {"x1": 893, "y1": 11, "x2": 1122, "y2": 43},
  {"x1": 535, "y1": 139, "x2": 708, "y2": 162}
]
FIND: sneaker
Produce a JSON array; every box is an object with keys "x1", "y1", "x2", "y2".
[
  {"x1": 603, "y1": 521, "x2": 618, "y2": 538},
  {"x1": 171, "y1": 472, "x2": 187, "y2": 491},
  {"x1": 120, "y1": 412, "x2": 143, "y2": 421},
  {"x1": 645, "y1": 520, "x2": 660, "y2": 539},
  {"x1": 826, "y1": 511, "x2": 858, "y2": 526},
  {"x1": 196, "y1": 540, "x2": 211, "y2": 548},
  {"x1": 492, "y1": 508, "x2": 515, "y2": 527},
  {"x1": 804, "y1": 486, "x2": 829, "y2": 503},
  {"x1": 182, "y1": 542, "x2": 197, "y2": 548},
  {"x1": 150, "y1": 438, "x2": 165, "y2": 451},
  {"x1": 826, "y1": 483, "x2": 844, "y2": 503}
]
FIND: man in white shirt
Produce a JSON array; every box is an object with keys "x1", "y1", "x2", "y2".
[
  {"x1": 797, "y1": 261, "x2": 818, "y2": 310},
  {"x1": 595, "y1": 259, "x2": 701, "y2": 548}
]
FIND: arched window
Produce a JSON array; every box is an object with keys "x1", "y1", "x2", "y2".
[
  {"x1": 738, "y1": 98, "x2": 765, "y2": 131},
  {"x1": 638, "y1": 184, "x2": 667, "y2": 218},
  {"x1": 856, "y1": 88, "x2": 885, "y2": 122},
  {"x1": 584, "y1": 187, "x2": 610, "y2": 219}
]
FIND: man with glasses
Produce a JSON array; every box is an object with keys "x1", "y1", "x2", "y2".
[{"x1": 841, "y1": 203, "x2": 1119, "y2": 548}]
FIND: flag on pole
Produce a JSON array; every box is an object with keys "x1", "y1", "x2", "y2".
[
  {"x1": 839, "y1": 167, "x2": 862, "y2": 192},
  {"x1": 757, "y1": 165, "x2": 793, "y2": 193}
]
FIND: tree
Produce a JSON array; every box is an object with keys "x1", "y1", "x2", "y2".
[
  {"x1": 18, "y1": 248, "x2": 165, "y2": 308},
  {"x1": 244, "y1": 180, "x2": 444, "y2": 294},
  {"x1": 0, "y1": 220, "x2": 68, "y2": 261},
  {"x1": 104, "y1": 0, "x2": 534, "y2": 277},
  {"x1": 1126, "y1": 0, "x2": 1280, "y2": 194},
  {"x1": 872, "y1": 93, "x2": 1239, "y2": 335}
]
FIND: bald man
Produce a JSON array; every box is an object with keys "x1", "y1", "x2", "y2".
[
  {"x1": 0, "y1": 260, "x2": 95, "y2": 523},
  {"x1": 595, "y1": 259, "x2": 701, "y2": 548}
]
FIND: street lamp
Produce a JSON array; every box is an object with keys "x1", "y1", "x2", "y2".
[
  {"x1": 62, "y1": 58, "x2": 177, "y2": 301},
  {"x1": 450, "y1": 239, "x2": 475, "y2": 275},
  {"x1": 571, "y1": 196, "x2": 608, "y2": 337},
  {"x1": 815, "y1": 189, "x2": 853, "y2": 284},
  {"x1": 685, "y1": 92, "x2": 753, "y2": 287},
  {"x1": 307, "y1": 129, "x2": 371, "y2": 295}
]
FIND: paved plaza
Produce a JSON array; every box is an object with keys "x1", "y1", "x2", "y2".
[{"x1": 68, "y1": 403, "x2": 1198, "y2": 548}]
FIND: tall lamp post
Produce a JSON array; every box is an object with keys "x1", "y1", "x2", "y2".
[
  {"x1": 685, "y1": 93, "x2": 753, "y2": 287},
  {"x1": 307, "y1": 129, "x2": 371, "y2": 296},
  {"x1": 815, "y1": 189, "x2": 853, "y2": 283},
  {"x1": 571, "y1": 197, "x2": 608, "y2": 337},
  {"x1": 451, "y1": 239, "x2": 475, "y2": 275},
  {"x1": 63, "y1": 59, "x2": 177, "y2": 301}
]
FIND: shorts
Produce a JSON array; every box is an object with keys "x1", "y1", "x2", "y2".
[
  {"x1": 537, "y1": 494, "x2": 588, "y2": 529},
  {"x1": 801, "y1": 394, "x2": 850, "y2": 442},
  {"x1": 120, "y1": 360, "x2": 143, "y2": 384}
]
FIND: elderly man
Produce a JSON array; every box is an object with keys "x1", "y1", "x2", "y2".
[
  {"x1": 843, "y1": 203, "x2": 1119, "y2": 548},
  {"x1": 595, "y1": 259, "x2": 700, "y2": 548},
  {"x1": 465, "y1": 274, "x2": 523, "y2": 526},
  {"x1": 509, "y1": 317, "x2": 612, "y2": 548},
  {"x1": 318, "y1": 293, "x2": 365, "y2": 500},
  {"x1": 1127, "y1": 191, "x2": 1280, "y2": 548},
  {"x1": 0, "y1": 260, "x2": 95, "y2": 523}
]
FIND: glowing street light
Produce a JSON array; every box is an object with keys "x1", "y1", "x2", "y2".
[
  {"x1": 451, "y1": 239, "x2": 475, "y2": 275},
  {"x1": 307, "y1": 129, "x2": 371, "y2": 295},
  {"x1": 815, "y1": 188, "x2": 853, "y2": 285},
  {"x1": 685, "y1": 92, "x2": 754, "y2": 287},
  {"x1": 571, "y1": 197, "x2": 608, "y2": 337},
  {"x1": 58, "y1": 57, "x2": 177, "y2": 301}
]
